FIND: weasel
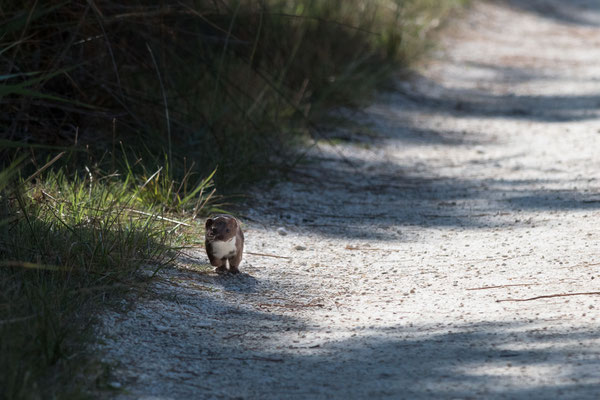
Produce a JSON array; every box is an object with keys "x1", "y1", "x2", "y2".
[{"x1": 205, "y1": 214, "x2": 244, "y2": 274}]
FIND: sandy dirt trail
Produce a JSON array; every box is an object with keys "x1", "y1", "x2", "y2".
[{"x1": 100, "y1": 1, "x2": 600, "y2": 398}]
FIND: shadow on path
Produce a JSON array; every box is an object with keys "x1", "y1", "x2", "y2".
[
  {"x1": 503, "y1": 0, "x2": 600, "y2": 27},
  {"x1": 159, "y1": 319, "x2": 600, "y2": 399},
  {"x1": 393, "y1": 74, "x2": 600, "y2": 123}
]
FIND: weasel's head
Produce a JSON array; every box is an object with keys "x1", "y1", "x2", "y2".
[{"x1": 205, "y1": 215, "x2": 237, "y2": 241}]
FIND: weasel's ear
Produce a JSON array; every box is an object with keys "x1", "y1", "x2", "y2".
[{"x1": 205, "y1": 218, "x2": 214, "y2": 229}]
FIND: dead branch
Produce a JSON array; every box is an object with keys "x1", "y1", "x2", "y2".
[
  {"x1": 467, "y1": 283, "x2": 537, "y2": 291},
  {"x1": 496, "y1": 291, "x2": 600, "y2": 302},
  {"x1": 257, "y1": 302, "x2": 324, "y2": 309},
  {"x1": 124, "y1": 208, "x2": 191, "y2": 226},
  {"x1": 246, "y1": 251, "x2": 291, "y2": 259},
  {"x1": 222, "y1": 330, "x2": 249, "y2": 340},
  {"x1": 345, "y1": 245, "x2": 386, "y2": 251},
  {"x1": 207, "y1": 356, "x2": 284, "y2": 362}
]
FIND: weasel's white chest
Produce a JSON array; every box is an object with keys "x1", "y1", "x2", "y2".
[{"x1": 212, "y1": 237, "x2": 237, "y2": 258}]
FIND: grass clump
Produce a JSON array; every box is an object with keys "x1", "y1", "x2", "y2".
[
  {"x1": 0, "y1": 0, "x2": 469, "y2": 397},
  {"x1": 0, "y1": 154, "x2": 218, "y2": 399}
]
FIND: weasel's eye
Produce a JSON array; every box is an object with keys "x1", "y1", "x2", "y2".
[{"x1": 226, "y1": 228, "x2": 230, "y2": 233}]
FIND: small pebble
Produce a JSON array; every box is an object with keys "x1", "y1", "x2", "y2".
[
  {"x1": 108, "y1": 381, "x2": 122, "y2": 389},
  {"x1": 277, "y1": 227, "x2": 288, "y2": 236},
  {"x1": 294, "y1": 245, "x2": 306, "y2": 250}
]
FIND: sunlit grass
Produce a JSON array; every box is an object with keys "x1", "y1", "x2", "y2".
[{"x1": 0, "y1": 154, "x2": 218, "y2": 398}]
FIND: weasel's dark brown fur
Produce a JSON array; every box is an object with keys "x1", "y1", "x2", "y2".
[{"x1": 205, "y1": 214, "x2": 244, "y2": 274}]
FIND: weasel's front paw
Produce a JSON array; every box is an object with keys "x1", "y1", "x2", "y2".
[{"x1": 214, "y1": 266, "x2": 227, "y2": 274}]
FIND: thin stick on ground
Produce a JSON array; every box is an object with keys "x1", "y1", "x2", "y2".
[
  {"x1": 467, "y1": 283, "x2": 538, "y2": 291},
  {"x1": 496, "y1": 292, "x2": 600, "y2": 302},
  {"x1": 124, "y1": 208, "x2": 191, "y2": 227},
  {"x1": 246, "y1": 251, "x2": 291, "y2": 259}
]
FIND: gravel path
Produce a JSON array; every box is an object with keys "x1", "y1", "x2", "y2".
[{"x1": 99, "y1": 1, "x2": 600, "y2": 398}]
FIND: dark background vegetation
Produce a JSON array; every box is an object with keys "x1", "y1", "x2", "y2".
[
  {"x1": 2, "y1": 0, "x2": 464, "y2": 186},
  {"x1": 0, "y1": 0, "x2": 467, "y2": 398}
]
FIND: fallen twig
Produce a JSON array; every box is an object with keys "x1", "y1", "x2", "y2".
[
  {"x1": 246, "y1": 251, "x2": 291, "y2": 259},
  {"x1": 421, "y1": 212, "x2": 511, "y2": 219},
  {"x1": 257, "y1": 302, "x2": 324, "y2": 309},
  {"x1": 496, "y1": 291, "x2": 600, "y2": 302},
  {"x1": 222, "y1": 330, "x2": 249, "y2": 340},
  {"x1": 24, "y1": 151, "x2": 65, "y2": 184},
  {"x1": 345, "y1": 245, "x2": 386, "y2": 251},
  {"x1": 207, "y1": 356, "x2": 284, "y2": 362},
  {"x1": 561, "y1": 261, "x2": 600, "y2": 269},
  {"x1": 124, "y1": 208, "x2": 191, "y2": 226},
  {"x1": 467, "y1": 283, "x2": 537, "y2": 291},
  {"x1": 41, "y1": 189, "x2": 58, "y2": 202}
]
